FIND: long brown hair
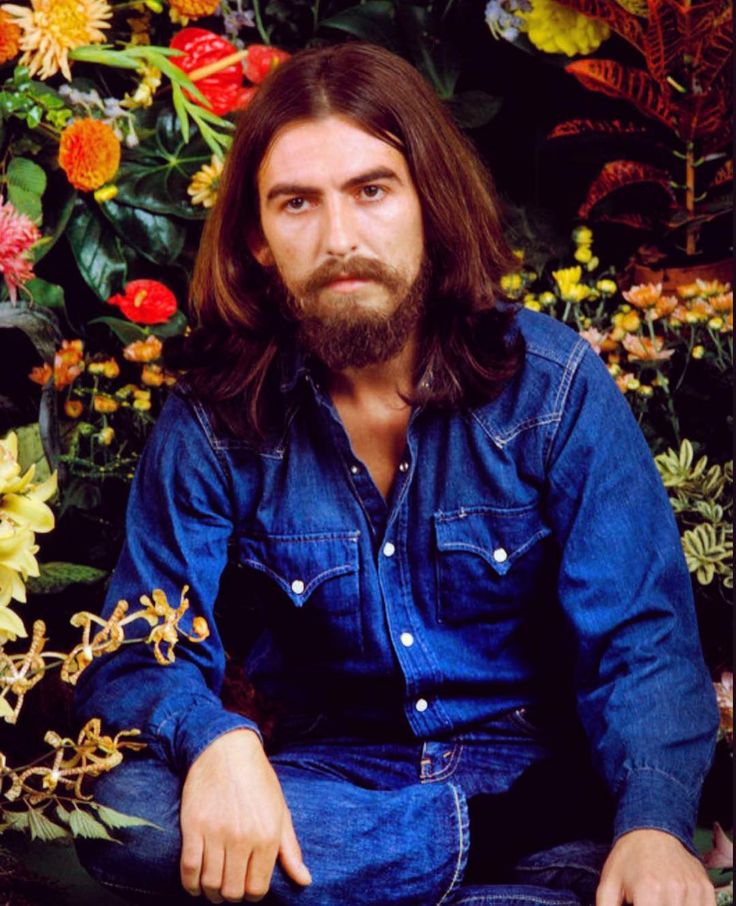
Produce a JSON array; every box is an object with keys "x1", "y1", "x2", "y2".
[{"x1": 168, "y1": 42, "x2": 523, "y2": 440}]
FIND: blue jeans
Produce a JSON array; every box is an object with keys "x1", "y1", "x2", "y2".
[{"x1": 76, "y1": 711, "x2": 611, "y2": 905}]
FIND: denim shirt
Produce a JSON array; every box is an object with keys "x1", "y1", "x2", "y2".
[{"x1": 74, "y1": 308, "x2": 718, "y2": 851}]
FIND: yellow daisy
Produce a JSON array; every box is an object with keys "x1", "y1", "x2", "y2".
[
  {"x1": 1, "y1": 0, "x2": 112, "y2": 81},
  {"x1": 187, "y1": 155, "x2": 224, "y2": 209}
]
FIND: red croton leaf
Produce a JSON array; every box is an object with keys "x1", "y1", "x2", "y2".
[
  {"x1": 565, "y1": 60, "x2": 674, "y2": 133},
  {"x1": 578, "y1": 160, "x2": 676, "y2": 219},
  {"x1": 548, "y1": 118, "x2": 650, "y2": 140},
  {"x1": 645, "y1": 0, "x2": 726, "y2": 86},
  {"x1": 709, "y1": 158, "x2": 733, "y2": 191},
  {"x1": 552, "y1": 0, "x2": 645, "y2": 52},
  {"x1": 171, "y1": 28, "x2": 246, "y2": 116}
]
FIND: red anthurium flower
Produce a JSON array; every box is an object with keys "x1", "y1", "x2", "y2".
[
  {"x1": 170, "y1": 28, "x2": 245, "y2": 116},
  {"x1": 244, "y1": 45, "x2": 290, "y2": 84},
  {"x1": 108, "y1": 280, "x2": 178, "y2": 325}
]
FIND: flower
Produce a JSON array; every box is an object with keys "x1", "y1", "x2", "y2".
[
  {"x1": 108, "y1": 279, "x2": 177, "y2": 324},
  {"x1": 484, "y1": 0, "x2": 531, "y2": 42},
  {"x1": 97, "y1": 426, "x2": 115, "y2": 446},
  {"x1": 92, "y1": 394, "x2": 119, "y2": 414},
  {"x1": 0, "y1": 196, "x2": 41, "y2": 304},
  {"x1": 574, "y1": 245, "x2": 593, "y2": 264},
  {"x1": 0, "y1": 9, "x2": 20, "y2": 64},
  {"x1": 615, "y1": 372, "x2": 640, "y2": 393},
  {"x1": 622, "y1": 334, "x2": 675, "y2": 362},
  {"x1": 1, "y1": 0, "x2": 111, "y2": 81},
  {"x1": 500, "y1": 272, "x2": 523, "y2": 296},
  {"x1": 612, "y1": 310, "x2": 641, "y2": 334},
  {"x1": 622, "y1": 283, "x2": 662, "y2": 309},
  {"x1": 169, "y1": 0, "x2": 219, "y2": 23},
  {"x1": 521, "y1": 0, "x2": 610, "y2": 56},
  {"x1": 141, "y1": 364, "x2": 165, "y2": 387},
  {"x1": 170, "y1": 28, "x2": 252, "y2": 116},
  {"x1": 710, "y1": 292, "x2": 733, "y2": 313},
  {"x1": 121, "y1": 62, "x2": 162, "y2": 110},
  {"x1": 64, "y1": 399, "x2": 84, "y2": 418},
  {"x1": 244, "y1": 44, "x2": 290, "y2": 84},
  {"x1": 187, "y1": 154, "x2": 224, "y2": 208},
  {"x1": 572, "y1": 225, "x2": 593, "y2": 246},
  {"x1": 132, "y1": 388, "x2": 152, "y2": 411},
  {"x1": 551, "y1": 266, "x2": 591, "y2": 303},
  {"x1": 55, "y1": 339, "x2": 85, "y2": 389},
  {"x1": 596, "y1": 279, "x2": 617, "y2": 296},
  {"x1": 88, "y1": 358, "x2": 120, "y2": 379},
  {"x1": 579, "y1": 327, "x2": 606, "y2": 354},
  {"x1": 123, "y1": 335, "x2": 163, "y2": 362},
  {"x1": 59, "y1": 118, "x2": 121, "y2": 191}
]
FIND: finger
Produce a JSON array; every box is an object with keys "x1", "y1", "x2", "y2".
[
  {"x1": 596, "y1": 878, "x2": 624, "y2": 906},
  {"x1": 243, "y1": 843, "x2": 279, "y2": 902},
  {"x1": 220, "y1": 844, "x2": 250, "y2": 903},
  {"x1": 180, "y1": 830, "x2": 205, "y2": 897},
  {"x1": 200, "y1": 838, "x2": 226, "y2": 904},
  {"x1": 278, "y1": 810, "x2": 312, "y2": 887}
]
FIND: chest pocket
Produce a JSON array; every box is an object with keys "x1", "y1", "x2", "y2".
[
  {"x1": 238, "y1": 530, "x2": 361, "y2": 616},
  {"x1": 433, "y1": 505, "x2": 552, "y2": 625}
]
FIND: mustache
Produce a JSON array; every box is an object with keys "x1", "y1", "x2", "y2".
[{"x1": 300, "y1": 256, "x2": 405, "y2": 295}]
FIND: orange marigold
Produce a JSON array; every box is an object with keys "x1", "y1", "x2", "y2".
[
  {"x1": 59, "y1": 118, "x2": 121, "y2": 191},
  {"x1": 0, "y1": 9, "x2": 21, "y2": 64},
  {"x1": 169, "y1": 0, "x2": 219, "y2": 20}
]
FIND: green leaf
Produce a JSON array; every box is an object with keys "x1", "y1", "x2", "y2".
[
  {"x1": 88, "y1": 316, "x2": 148, "y2": 345},
  {"x1": 320, "y1": 2, "x2": 398, "y2": 47},
  {"x1": 55, "y1": 803, "x2": 71, "y2": 825},
  {"x1": 7, "y1": 183, "x2": 42, "y2": 223},
  {"x1": 66, "y1": 202, "x2": 127, "y2": 301},
  {"x1": 28, "y1": 808, "x2": 69, "y2": 841},
  {"x1": 92, "y1": 804, "x2": 162, "y2": 830},
  {"x1": 445, "y1": 91, "x2": 503, "y2": 129},
  {"x1": 25, "y1": 277, "x2": 65, "y2": 312},
  {"x1": 100, "y1": 200, "x2": 186, "y2": 265},
  {"x1": 149, "y1": 309, "x2": 188, "y2": 339},
  {"x1": 26, "y1": 561, "x2": 108, "y2": 595},
  {"x1": 0, "y1": 302, "x2": 59, "y2": 361},
  {"x1": 7, "y1": 157, "x2": 47, "y2": 197},
  {"x1": 171, "y1": 82, "x2": 190, "y2": 144},
  {"x1": 15, "y1": 422, "x2": 50, "y2": 480},
  {"x1": 68, "y1": 808, "x2": 119, "y2": 842},
  {"x1": 33, "y1": 177, "x2": 76, "y2": 262},
  {"x1": 3, "y1": 811, "x2": 30, "y2": 831}
]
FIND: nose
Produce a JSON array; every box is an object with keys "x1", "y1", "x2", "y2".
[{"x1": 322, "y1": 195, "x2": 358, "y2": 258}]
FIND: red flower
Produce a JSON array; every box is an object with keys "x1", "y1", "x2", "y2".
[
  {"x1": 170, "y1": 28, "x2": 249, "y2": 116},
  {"x1": 108, "y1": 280, "x2": 177, "y2": 325},
  {"x1": 244, "y1": 45, "x2": 290, "y2": 84}
]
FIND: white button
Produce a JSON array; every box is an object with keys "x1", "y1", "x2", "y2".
[
  {"x1": 291, "y1": 579, "x2": 305, "y2": 594},
  {"x1": 400, "y1": 632, "x2": 414, "y2": 647},
  {"x1": 398, "y1": 461, "x2": 409, "y2": 473},
  {"x1": 350, "y1": 464, "x2": 360, "y2": 475},
  {"x1": 415, "y1": 698, "x2": 429, "y2": 712},
  {"x1": 382, "y1": 542, "x2": 396, "y2": 557},
  {"x1": 492, "y1": 547, "x2": 508, "y2": 563}
]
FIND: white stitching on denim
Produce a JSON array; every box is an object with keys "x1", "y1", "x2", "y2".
[
  {"x1": 437, "y1": 783, "x2": 469, "y2": 906},
  {"x1": 543, "y1": 338, "x2": 586, "y2": 471}
]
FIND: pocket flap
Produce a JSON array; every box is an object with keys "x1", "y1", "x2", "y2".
[
  {"x1": 239, "y1": 531, "x2": 360, "y2": 606},
  {"x1": 433, "y1": 506, "x2": 550, "y2": 576}
]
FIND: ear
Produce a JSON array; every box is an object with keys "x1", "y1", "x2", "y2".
[{"x1": 248, "y1": 230, "x2": 275, "y2": 267}]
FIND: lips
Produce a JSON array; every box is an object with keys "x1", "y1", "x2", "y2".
[{"x1": 325, "y1": 276, "x2": 372, "y2": 292}]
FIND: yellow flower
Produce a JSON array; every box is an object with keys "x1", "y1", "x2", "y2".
[
  {"x1": 612, "y1": 310, "x2": 641, "y2": 333},
  {"x1": 524, "y1": 299, "x2": 542, "y2": 311},
  {"x1": 636, "y1": 384, "x2": 654, "y2": 398},
  {"x1": 121, "y1": 62, "x2": 162, "y2": 110},
  {"x1": 521, "y1": 0, "x2": 610, "y2": 56},
  {"x1": 0, "y1": 523, "x2": 39, "y2": 606},
  {"x1": 123, "y1": 335, "x2": 163, "y2": 363},
  {"x1": 92, "y1": 394, "x2": 119, "y2": 414},
  {"x1": 574, "y1": 245, "x2": 593, "y2": 264},
  {"x1": 552, "y1": 266, "x2": 590, "y2": 303},
  {"x1": 691, "y1": 345, "x2": 705, "y2": 360},
  {"x1": 94, "y1": 185, "x2": 118, "y2": 203},
  {"x1": 0, "y1": 433, "x2": 57, "y2": 534},
  {"x1": 141, "y1": 364, "x2": 165, "y2": 387},
  {"x1": 539, "y1": 291, "x2": 556, "y2": 306},
  {"x1": 500, "y1": 272, "x2": 524, "y2": 296},
  {"x1": 88, "y1": 358, "x2": 120, "y2": 379},
  {"x1": 168, "y1": 0, "x2": 219, "y2": 24},
  {"x1": 187, "y1": 155, "x2": 224, "y2": 209},
  {"x1": 596, "y1": 279, "x2": 617, "y2": 296},
  {"x1": 708, "y1": 317, "x2": 724, "y2": 331},
  {"x1": 97, "y1": 426, "x2": 115, "y2": 446},
  {"x1": 1, "y1": 0, "x2": 111, "y2": 81},
  {"x1": 133, "y1": 388, "x2": 152, "y2": 411},
  {"x1": 572, "y1": 226, "x2": 593, "y2": 246}
]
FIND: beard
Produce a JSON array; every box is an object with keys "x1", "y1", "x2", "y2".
[{"x1": 273, "y1": 255, "x2": 430, "y2": 371}]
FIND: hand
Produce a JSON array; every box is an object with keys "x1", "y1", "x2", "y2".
[
  {"x1": 596, "y1": 828, "x2": 715, "y2": 906},
  {"x1": 179, "y1": 728, "x2": 312, "y2": 903}
]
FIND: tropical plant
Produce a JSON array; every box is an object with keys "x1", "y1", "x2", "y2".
[{"x1": 487, "y1": 0, "x2": 733, "y2": 262}]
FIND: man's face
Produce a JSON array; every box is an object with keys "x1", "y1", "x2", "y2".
[{"x1": 254, "y1": 115, "x2": 427, "y2": 370}]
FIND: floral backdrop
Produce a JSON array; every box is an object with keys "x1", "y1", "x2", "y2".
[{"x1": 0, "y1": 0, "x2": 732, "y2": 901}]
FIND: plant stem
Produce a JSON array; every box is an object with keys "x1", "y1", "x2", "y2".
[
  {"x1": 252, "y1": 0, "x2": 270, "y2": 45},
  {"x1": 684, "y1": 142, "x2": 697, "y2": 256}
]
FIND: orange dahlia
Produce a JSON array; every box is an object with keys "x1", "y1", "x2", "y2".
[
  {"x1": 0, "y1": 10, "x2": 20, "y2": 64},
  {"x1": 59, "y1": 119, "x2": 121, "y2": 191},
  {"x1": 168, "y1": 0, "x2": 219, "y2": 23}
]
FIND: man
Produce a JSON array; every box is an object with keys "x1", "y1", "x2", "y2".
[{"x1": 75, "y1": 43, "x2": 718, "y2": 906}]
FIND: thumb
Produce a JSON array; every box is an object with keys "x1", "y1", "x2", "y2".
[
  {"x1": 279, "y1": 809, "x2": 312, "y2": 887},
  {"x1": 596, "y1": 878, "x2": 624, "y2": 906}
]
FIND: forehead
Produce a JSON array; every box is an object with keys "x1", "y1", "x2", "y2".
[{"x1": 257, "y1": 115, "x2": 411, "y2": 189}]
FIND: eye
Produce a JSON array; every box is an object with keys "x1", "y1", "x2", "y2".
[
  {"x1": 360, "y1": 184, "x2": 385, "y2": 200},
  {"x1": 284, "y1": 196, "x2": 310, "y2": 212}
]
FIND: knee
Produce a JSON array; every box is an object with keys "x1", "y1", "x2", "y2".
[{"x1": 74, "y1": 754, "x2": 184, "y2": 899}]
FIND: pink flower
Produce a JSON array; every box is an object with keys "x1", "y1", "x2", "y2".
[{"x1": 0, "y1": 196, "x2": 41, "y2": 303}]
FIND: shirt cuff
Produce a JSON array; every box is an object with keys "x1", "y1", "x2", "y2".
[
  {"x1": 157, "y1": 699, "x2": 263, "y2": 774},
  {"x1": 613, "y1": 766, "x2": 700, "y2": 855}
]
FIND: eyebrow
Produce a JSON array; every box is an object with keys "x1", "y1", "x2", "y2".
[{"x1": 265, "y1": 167, "x2": 401, "y2": 203}]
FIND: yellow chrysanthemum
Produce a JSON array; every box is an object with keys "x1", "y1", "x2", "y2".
[
  {"x1": 521, "y1": 0, "x2": 610, "y2": 56},
  {"x1": 552, "y1": 265, "x2": 591, "y2": 303},
  {"x1": 168, "y1": 0, "x2": 219, "y2": 24},
  {"x1": 187, "y1": 155, "x2": 224, "y2": 209},
  {"x1": 59, "y1": 118, "x2": 121, "y2": 191},
  {"x1": 1, "y1": 0, "x2": 112, "y2": 81},
  {"x1": 0, "y1": 9, "x2": 20, "y2": 64}
]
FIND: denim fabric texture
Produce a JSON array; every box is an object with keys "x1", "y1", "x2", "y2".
[
  {"x1": 76, "y1": 713, "x2": 609, "y2": 905},
  {"x1": 73, "y1": 307, "x2": 718, "y2": 897}
]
